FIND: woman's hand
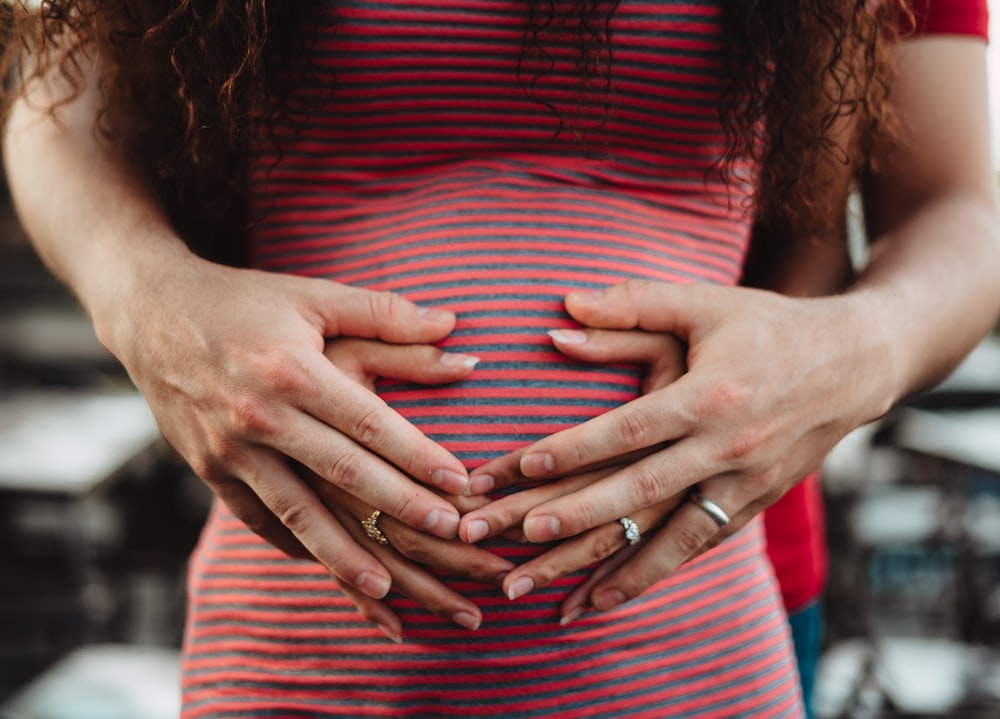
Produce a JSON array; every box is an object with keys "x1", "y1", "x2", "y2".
[
  {"x1": 458, "y1": 322, "x2": 687, "y2": 606},
  {"x1": 294, "y1": 337, "x2": 513, "y2": 640},
  {"x1": 464, "y1": 280, "x2": 893, "y2": 613},
  {"x1": 104, "y1": 253, "x2": 479, "y2": 600}
]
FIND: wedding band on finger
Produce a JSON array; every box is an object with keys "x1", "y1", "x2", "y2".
[
  {"x1": 362, "y1": 509, "x2": 390, "y2": 545},
  {"x1": 688, "y1": 491, "x2": 730, "y2": 528},
  {"x1": 619, "y1": 517, "x2": 641, "y2": 546}
]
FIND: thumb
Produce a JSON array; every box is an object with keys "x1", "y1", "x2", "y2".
[
  {"x1": 565, "y1": 280, "x2": 714, "y2": 337},
  {"x1": 306, "y1": 280, "x2": 456, "y2": 344}
]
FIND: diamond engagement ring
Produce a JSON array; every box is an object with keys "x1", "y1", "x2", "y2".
[
  {"x1": 362, "y1": 509, "x2": 390, "y2": 545},
  {"x1": 688, "y1": 491, "x2": 730, "y2": 528},
  {"x1": 619, "y1": 517, "x2": 641, "y2": 546}
]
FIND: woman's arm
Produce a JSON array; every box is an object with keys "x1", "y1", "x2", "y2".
[{"x1": 4, "y1": 50, "x2": 477, "y2": 600}]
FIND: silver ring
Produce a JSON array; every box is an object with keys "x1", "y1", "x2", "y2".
[
  {"x1": 619, "y1": 517, "x2": 641, "y2": 545},
  {"x1": 688, "y1": 491, "x2": 730, "y2": 528},
  {"x1": 362, "y1": 510, "x2": 390, "y2": 545}
]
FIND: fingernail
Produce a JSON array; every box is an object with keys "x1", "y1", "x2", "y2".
[
  {"x1": 520, "y1": 452, "x2": 554, "y2": 476},
  {"x1": 417, "y1": 306, "x2": 453, "y2": 323},
  {"x1": 452, "y1": 611, "x2": 481, "y2": 631},
  {"x1": 507, "y1": 576, "x2": 534, "y2": 601},
  {"x1": 466, "y1": 473, "x2": 495, "y2": 494},
  {"x1": 567, "y1": 290, "x2": 601, "y2": 303},
  {"x1": 466, "y1": 519, "x2": 490, "y2": 543},
  {"x1": 423, "y1": 509, "x2": 460, "y2": 537},
  {"x1": 357, "y1": 571, "x2": 391, "y2": 599},
  {"x1": 593, "y1": 588, "x2": 627, "y2": 612},
  {"x1": 376, "y1": 623, "x2": 403, "y2": 644},
  {"x1": 524, "y1": 515, "x2": 560, "y2": 542},
  {"x1": 495, "y1": 571, "x2": 510, "y2": 587},
  {"x1": 440, "y1": 353, "x2": 481, "y2": 368},
  {"x1": 547, "y1": 329, "x2": 588, "y2": 345},
  {"x1": 430, "y1": 468, "x2": 469, "y2": 494},
  {"x1": 560, "y1": 606, "x2": 585, "y2": 626}
]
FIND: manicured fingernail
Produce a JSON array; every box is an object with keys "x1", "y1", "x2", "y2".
[
  {"x1": 547, "y1": 329, "x2": 588, "y2": 345},
  {"x1": 593, "y1": 588, "x2": 627, "y2": 612},
  {"x1": 430, "y1": 468, "x2": 469, "y2": 493},
  {"x1": 357, "y1": 571, "x2": 391, "y2": 599},
  {"x1": 376, "y1": 623, "x2": 403, "y2": 644},
  {"x1": 466, "y1": 473, "x2": 495, "y2": 494},
  {"x1": 452, "y1": 611, "x2": 481, "y2": 631},
  {"x1": 520, "y1": 452, "x2": 554, "y2": 476},
  {"x1": 507, "y1": 576, "x2": 534, "y2": 601},
  {"x1": 560, "y1": 607, "x2": 585, "y2": 626},
  {"x1": 440, "y1": 353, "x2": 480, "y2": 368},
  {"x1": 423, "y1": 509, "x2": 460, "y2": 536},
  {"x1": 524, "y1": 515, "x2": 560, "y2": 542},
  {"x1": 466, "y1": 519, "x2": 490, "y2": 543},
  {"x1": 417, "y1": 306, "x2": 453, "y2": 323}
]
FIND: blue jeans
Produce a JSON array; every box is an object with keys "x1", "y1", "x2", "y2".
[{"x1": 788, "y1": 600, "x2": 823, "y2": 719}]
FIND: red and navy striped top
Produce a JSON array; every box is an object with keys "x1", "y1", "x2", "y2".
[{"x1": 181, "y1": 2, "x2": 804, "y2": 717}]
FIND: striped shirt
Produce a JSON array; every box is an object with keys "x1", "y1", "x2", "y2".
[{"x1": 182, "y1": 2, "x2": 803, "y2": 716}]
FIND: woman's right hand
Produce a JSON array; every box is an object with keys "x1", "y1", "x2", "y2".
[
  {"x1": 303, "y1": 337, "x2": 514, "y2": 640},
  {"x1": 95, "y1": 250, "x2": 476, "y2": 601}
]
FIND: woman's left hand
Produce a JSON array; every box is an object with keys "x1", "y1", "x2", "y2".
[{"x1": 462, "y1": 279, "x2": 894, "y2": 615}]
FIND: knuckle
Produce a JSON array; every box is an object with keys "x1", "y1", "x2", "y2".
[
  {"x1": 671, "y1": 522, "x2": 707, "y2": 558},
  {"x1": 275, "y1": 501, "x2": 312, "y2": 536},
  {"x1": 348, "y1": 407, "x2": 384, "y2": 448},
  {"x1": 322, "y1": 450, "x2": 364, "y2": 492},
  {"x1": 229, "y1": 396, "x2": 277, "y2": 437},
  {"x1": 627, "y1": 467, "x2": 664, "y2": 507},
  {"x1": 369, "y1": 290, "x2": 401, "y2": 325},
  {"x1": 615, "y1": 411, "x2": 649, "y2": 449},
  {"x1": 699, "y1": 379, "x2": 752, "y2": 417},
  {"x1": 589, "y1": 532, "x2": 621, "y2": 563},
  {"x1": 719, "y1": 430, "x2": 763, "y2": 464},
  {"x1": 255, "y1": 352, "x2": 310, "y2": 397}
]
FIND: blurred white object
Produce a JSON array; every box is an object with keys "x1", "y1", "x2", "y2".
[
  {"x1": 0, "y1": 390, "x2": 160, "y2": 495},
  {"x1": 876, "y1": 638, "x2": 970, "y2": 714},
  {"x1": 849, "y1": 487, "x2": 947, "y2": 545},
  {"x1": 815, "y1": 638, "x2": 974, "y2": 718},
  {"x1": 822, "y1": 420, "x2": 904, "y2": 494},
  {"x1": 1, "y1": 644, "x2": 181, "y2": 719},
  {"x1": 894, "y1": 408, "x2": 1000, "y2": 474}
]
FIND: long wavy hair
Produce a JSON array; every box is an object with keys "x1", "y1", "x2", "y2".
[{"x1": 1, "y1": 0, "x2": 911, "y2": 265}]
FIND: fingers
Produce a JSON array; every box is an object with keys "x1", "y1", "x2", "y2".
[
  {"x1": 278, "y1": 411, "x2": 464, "y2": 538},
  {"x1": 308, "y1": 281, "x2": 457, "y2": 344},
  {"x1": 515, "y1": 374, "x2": 699, "y2": 481},
  {"x1": 221, "y1": 449, "x2": 394, "y2": 600},
  {"x1": 325, "y1": 338, "x2": 479, "y2": 392},
  {"x1": 517, "y1": 438, "x2": 712, "y2": 542},
  {"x1": 548, "y1": 327, "x2": 685, "y2": 370},
  {"x1": 459, "y1": 467, "x2": 617, "y2": 543},
  {"x1": 500, "y1": 499, "x2": 677, "y2": 603},
  {"x1": 584, "y1": 488, "x2": 742, "y2": 614},
  {"x1": 563, "y1": 280, "x2": 718, "y2": 336},
  {"x1": 314, "y1": 475, "x2": 511, "y2": 632}
]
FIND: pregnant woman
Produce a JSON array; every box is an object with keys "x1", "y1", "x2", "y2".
[{"x1": 4, "y1": 1, "x2": 998, "y2": 717}]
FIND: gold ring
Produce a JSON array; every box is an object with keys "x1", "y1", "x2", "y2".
[{"x1": 362, "y1": 509, "x2": 389, "y2": 545}]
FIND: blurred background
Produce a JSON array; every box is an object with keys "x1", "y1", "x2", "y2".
[{"x1": 1, "y1": 10, "x2": 999, "y2": 719}]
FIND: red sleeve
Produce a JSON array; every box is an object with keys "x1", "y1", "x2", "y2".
[{"x1": 909, "y1": 0, "x2": 990, "y2": 42}]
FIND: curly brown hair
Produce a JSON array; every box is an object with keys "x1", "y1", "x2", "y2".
[{"x1": 1, "y1": 0, "x2": 911, "y2": 265}]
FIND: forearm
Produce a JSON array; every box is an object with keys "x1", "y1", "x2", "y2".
[
  {"x1": 2, "y1": 52, "x2": 193, "y2": 347},
  {"x1": 845, "y1": 193, "x2": 1000, "y2": 403}
]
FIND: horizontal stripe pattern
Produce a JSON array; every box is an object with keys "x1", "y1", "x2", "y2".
[{"x1": 183, "y1": 1, "x2": 802, "y2": 717}]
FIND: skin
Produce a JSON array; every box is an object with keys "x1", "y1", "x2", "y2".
[
  {"x1": 458, "y1": 36, "x2": 1000, "y2": 619},
  {"x1": 6, "y1": 34, "x2": 999, "y2": 637}
]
